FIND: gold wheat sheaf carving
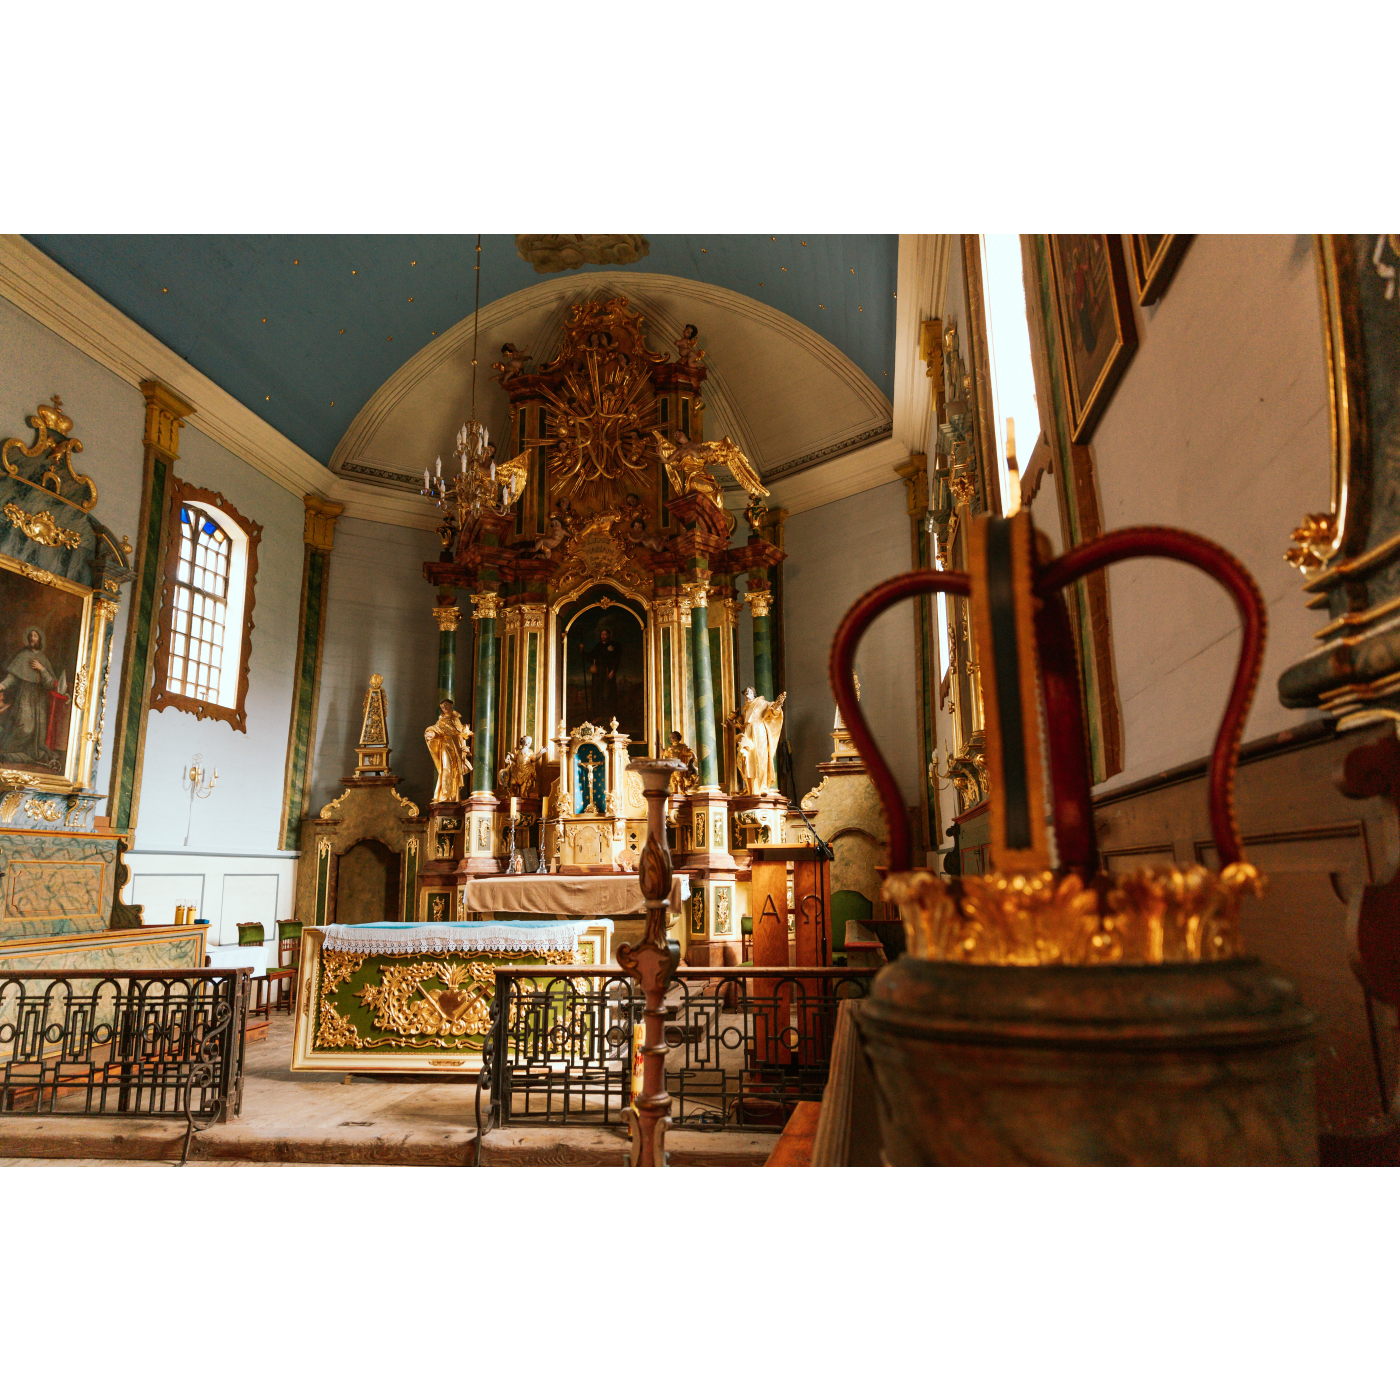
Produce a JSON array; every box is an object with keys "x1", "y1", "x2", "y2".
[
  {"x1": 884, "y1": 863, "x2": 1261, "y2": 966},
  {"x1": 314, "y1": 947, "x2": 585, "y2": 1052}
]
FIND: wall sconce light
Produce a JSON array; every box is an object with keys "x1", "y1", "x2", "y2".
[{"x1": 182, "y1": 753, "x2": 218, "y2": 847}]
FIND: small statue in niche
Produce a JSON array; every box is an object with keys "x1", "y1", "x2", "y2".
[
  {"x1": 675, "y1": 323, "x2": 706, "y2": 369},
  {"x1": 735, "y1": 687, "x2": 786, "y2": 796},
  {"x1": 498, "y1": 733, "x2": 540, "y2": 797},
  {"x1": 424, "y1": 700, "x2": 473, "y2": 804},
  {"x1": 661, "y1": 729, "x2": 699, "y2": 795},
  {"x1": 492, "y1": 342, "x2": 532, "y2": 381}
]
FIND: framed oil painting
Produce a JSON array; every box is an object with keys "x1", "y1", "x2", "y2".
[
  {"x1": 1048, "y1": 234, "x2": 1138, "y2": 444},
  {"x1": 0, "y1": 557, "x2": 92, "y2": 785},
  {"x1": 563, "y1": 598, "x2": 646, "y2": 744},
  {"x1": 1130, "y1": 234, "x2": 1193, "y2": 306}
]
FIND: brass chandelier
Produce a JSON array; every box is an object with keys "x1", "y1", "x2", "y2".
[{"x1": 423, "y1": 236, "x2": 529, "y2": 537}]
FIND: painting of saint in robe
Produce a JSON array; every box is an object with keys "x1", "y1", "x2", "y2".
[
  {"x1": 565, "y1": 601, "x2": 645, "y2": 744},
  {"x1": 0, "y1": 626, "x2": 62, "y2": 769},
  {"x1": 0, "y1": 569, "x2": 87, "y2": 779}
]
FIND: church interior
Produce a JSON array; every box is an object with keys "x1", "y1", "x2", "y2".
[{"x1": 0, "y1": 229, "x2": 1397, "y2": 1175}]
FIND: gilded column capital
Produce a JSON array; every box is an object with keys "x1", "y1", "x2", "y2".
[
  {"x1": 139, "y1": 380, "x2": 194, "y2": 461},
  {"x1": 720, "y1": 597, "x2": 743, "y2": 629},
  {"x1": 519, "y1": 603, "x2": 547, "y2": 629},
  {"x1": 470, "y1": 590, "x2": 499, "y2": 621},
  {"x1": 652, "y1": 602, "x2": 678, "y2": 626},
  {"x1": 745, "y1": 586, "x2": 772, "y2": 619},
  {"x1": 678, "y1": 598, "x2": 693, "y2": 625},
  {"x1": 303, "y1": 494, "x2": 346, "y2": 552},
  {"x1": 896, "y1": 452, "x2": 929, "y2": 518},
  {"x1": 432, "y1": 605, "x2": 462, "y2": 632}
]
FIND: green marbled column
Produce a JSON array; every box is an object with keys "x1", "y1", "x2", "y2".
[
  {"x1": 690, "y1": 593, "x2": 719, "y2": 788},
  {"x1": 752, "y1": 610, "x2": 775, "y2": 703},
  {"x1": 471, "y1": 601, "x2": 497, "y2": 796},
  {"x1": 435, "y1": 607, "x2": 458, "y2": 706}
]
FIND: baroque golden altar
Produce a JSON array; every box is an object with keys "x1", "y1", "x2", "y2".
[{"x1": 414, "y1": 296, "x2": 790, "y2": 967}]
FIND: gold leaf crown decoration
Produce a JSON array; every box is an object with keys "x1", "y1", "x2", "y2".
[
  {"x1": 2, "y1": 396, "x2": 98, "y2": 512},
  {"x1": 829, "y1": 514, "x2": 1269, "y2": 966}
]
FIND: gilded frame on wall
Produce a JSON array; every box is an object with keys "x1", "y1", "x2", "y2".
[
  {"x1": 1129, "y1": 235, "x2": 1193, "y2": 306},
  {"x1": 1048, "y1": 235, "x2": 1139, "y2": 444},
  {"x1": 0, "y1": 554, "x2": 111, "y2": 796}
]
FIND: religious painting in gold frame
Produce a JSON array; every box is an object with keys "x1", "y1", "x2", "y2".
[
  {"x1": 0, "y1": 555, "x2": 99, "y2": 794},
  {"x1": 1129, "y1": 234, "x2": 1193, "y2": 306},
  {"x1": 1048, "y1": 235, "x2": 1138, "y2": 444}
]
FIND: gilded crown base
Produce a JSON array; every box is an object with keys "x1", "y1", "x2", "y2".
[{"x1": 883, "y1": 864, "x2": 1264, "y2": 967}]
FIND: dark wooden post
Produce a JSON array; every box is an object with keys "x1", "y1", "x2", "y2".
[{"x1": 619, "y1": 757, "x2": 687, "y2": 1167}]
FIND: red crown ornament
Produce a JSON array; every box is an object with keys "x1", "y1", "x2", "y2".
[{"x1": 829, "y1": 515, "x2": 1267, "y2": 965}]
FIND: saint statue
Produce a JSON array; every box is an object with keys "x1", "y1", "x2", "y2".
[
  {"x1": 735, "y1": 687, "x2": 786, "y2": 796},
  {"x1": 0, "y1": 626, "x2": 60, "y2": 768},
  {"x1": 498, "y1": 733, "x2": 538, "y2": 797},
  {"x1": 661, "y1": 729, "x2": 699, "y2": 795},
  {"x1": 424, "y1": 700, "x2": 473, "y2": 804}
]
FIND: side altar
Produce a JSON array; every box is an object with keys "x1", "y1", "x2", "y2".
[{"x1": 411, "y1": 298, "x2": 792, "y2": 966}]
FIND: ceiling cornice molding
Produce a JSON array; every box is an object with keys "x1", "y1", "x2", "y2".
[
  {"x1": 892, "y1": 234, "x2": 953, "y2": 460},
  {"x1": 0, "y1": 235, "x2": 439, "y2": 532},
  {"x1": 329, "y1": 271, "x2": 891, "y2": 480},
  {"x1": 768, "y1": 234, "x2": 952, "y2": 518}
]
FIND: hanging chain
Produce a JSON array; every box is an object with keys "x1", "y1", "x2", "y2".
[{"x1": 470, "y1": 234, "x2": 481, "y2": 420}]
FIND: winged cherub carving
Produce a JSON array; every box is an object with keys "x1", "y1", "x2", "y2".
[
  {"x1": 493, "y1": 342, "x2": 533, "y2": 382},
  {"x1": 651, "y1": 430, "x2": 769, "y2": 507}
]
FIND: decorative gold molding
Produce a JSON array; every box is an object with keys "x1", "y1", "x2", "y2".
[
  {"x1": 23, "y1": 796, "x2": 62, "y2": 824},
  {"x1": 885, "y1": 863, "x2": 1260, "y2": 966},
  {"x1": 745, "y1": 586, "x2": 772, "y2": 618},
  {"x1": 469, "y1": 590, "x2": 499, "y2": 620},
  {"x1": 140, "y1": 380, "x2": 194, "y2": 461},
  {"x1": 2, "y1": 395, "x2": 97, "y2": 511},
  {"x1": 15, "y1": 560, "x2": 61, "y2": 587},
  {"x1": 432, "y1": 604, "x2": 462, "y2": 632},
  {"x1": 3, "y1": 502, "x2": 80, "y2": 550},
  {"x1": 303, "y1": 494, "x2": 345, "y2": 552}
]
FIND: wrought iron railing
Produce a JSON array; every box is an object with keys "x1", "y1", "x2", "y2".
[
  {"x1": 475, "y1": 965, "x2": 871, "y2": 1149},
  {"x1": 0, "y1": 969, "x2": 249, "y2": 1164}
]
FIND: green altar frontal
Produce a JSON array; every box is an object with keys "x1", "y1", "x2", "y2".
[{"x1": 290, "y1": 919, "x2": 609, "y2": 1075}]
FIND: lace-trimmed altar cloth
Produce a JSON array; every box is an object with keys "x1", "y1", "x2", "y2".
[{"x1": 318, "y1": 919, "x2": 611, "y2": 956}]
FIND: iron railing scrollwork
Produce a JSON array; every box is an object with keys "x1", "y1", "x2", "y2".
[
  {"x1": 477, "y1": 965, "x2": 871, "y2": 1139},
  {"x1": 0, "y1": 969, "x2": 248, "y2": 1164}
]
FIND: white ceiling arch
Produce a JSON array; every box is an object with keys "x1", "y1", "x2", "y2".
[{"x1": 329, "y1": 271, "x2": 893, "y2": 493}]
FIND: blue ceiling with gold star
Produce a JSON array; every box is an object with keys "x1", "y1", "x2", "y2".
[{"x1": 26, "y1": 234, "x2": 898, "y2": 465}]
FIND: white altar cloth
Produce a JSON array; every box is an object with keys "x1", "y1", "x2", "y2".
[{"x1": 318, "y1": 919, "x2": 611, "y2": 956}]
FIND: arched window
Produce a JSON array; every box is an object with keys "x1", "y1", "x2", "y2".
[{"x1": 150, "y1": 481, "x2": 261, "y2": 731}]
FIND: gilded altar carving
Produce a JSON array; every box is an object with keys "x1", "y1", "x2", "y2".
[
  {"x1": 16, "y1": 561, "x2": 60, "y2": 587},
  {"x1": 515, "y1": 235, "x2": 650, "y2": 275},
  {"x1": 715, "y1": 885, "x2": 732, "y2": 935},
  {"x1": 432, "y1": 604, "x2": 462, "y2": 631},
  {"x1": 469, "y1": 591, "x2": 499, "y2": 620},
  {"x1": 654, "y1": 430, "x2": 768, "y2": 505},
  {"x1": 2, "y1": 397, "x2": 97, "y2": 511},
  {"x1": 23, "y1": 797, "x2": 62, "y2": 823},
  {"x1": 393, "y1": 788, "x2": 420, "y2": 819},
  {"x1": 745, "y1": 586, "x2": 772, "y2": 618},
  {"x1": 3, "y1": 502, "x2": 81, "y2": 550},
  {"x1": 314, "y1": 946, "x2": 585, "y2": 1052}
]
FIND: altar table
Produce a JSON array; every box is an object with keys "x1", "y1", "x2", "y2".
[
  {"x1": 461, "y1": 874, "x2": 690, "y2": 918},
  {"x1": 289, "y1": 919, "x2": 611, "y2": 1075}
]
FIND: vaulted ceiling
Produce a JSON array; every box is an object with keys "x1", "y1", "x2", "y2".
[{"x1": 27, "y1": 235, "x2": 898, "y2": 490}]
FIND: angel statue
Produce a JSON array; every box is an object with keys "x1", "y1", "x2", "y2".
[
  {"x1": 497, "y1": 733, "x2": 540, "y2": 797},
  {"x1": 660, "y1": 730, "x2": 699, "y2": 795},
  {"x1": 532, "y1": 513, "x2": 568, "y2": 557},
  {"x1": 735, "y1": 688, "x2": 786, "y2": 796},
  {"x1": 424, "y1": 700, "x2": 473, "y2": 804},
  {"x1": 675, "y1": 323, "x2": 706, "y2": 368},
  {"x1": 492, "y1": 342, "x2": 533, "y2": 382},
  {"x1": 652, "y1": 430, "x2": 770, "y2": 510}
]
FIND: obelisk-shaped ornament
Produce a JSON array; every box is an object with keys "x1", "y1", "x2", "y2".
[{"x1": 831, "y1": 511, "x2": 1318, "y2": 1165}]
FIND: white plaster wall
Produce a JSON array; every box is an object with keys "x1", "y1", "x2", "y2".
[
  {"x1": 784, "y1": 479, "x2": 919, "y2": 807},
  {"x1": 133, "y1": 426, "x2": 305, "y2": 852},
  {"x1": 309, "y1": 515, "x2": 441, "y2": 816},
  {"x1": 1089, "y1": 235, "x2": 1329, "y2": 792},
  {"x1": 0, "y1": 296, "x2": 147, "y2": 814},
  {"x1": 124, "y1": 851, "x2": 298, "y2": 945}
]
